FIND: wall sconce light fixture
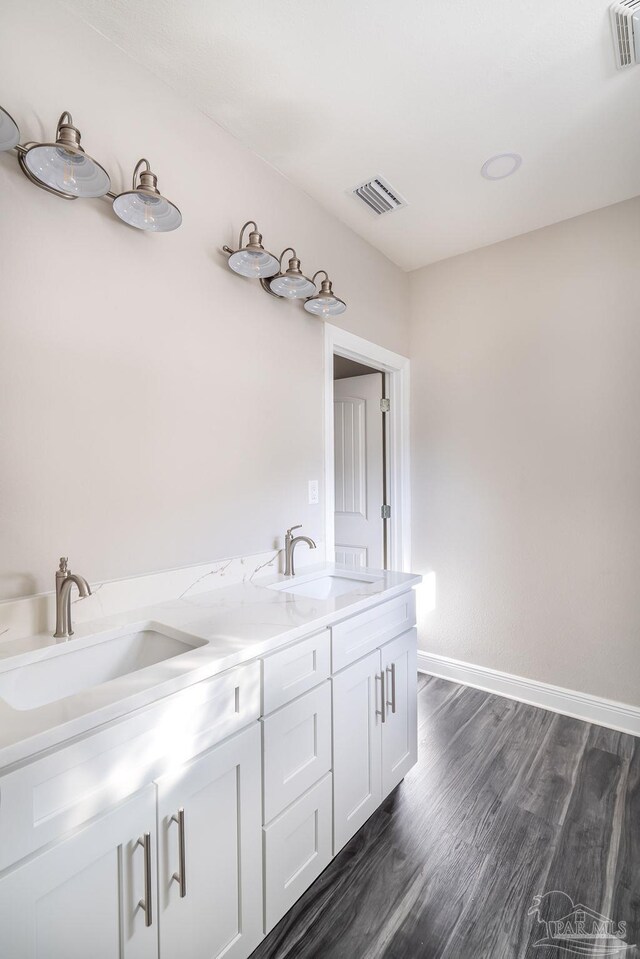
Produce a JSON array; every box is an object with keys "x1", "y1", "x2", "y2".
[
  {"x1": 224, "y1": 221, "x2": 347, "y2": 316},
  {"x1": 19, "y1": 112, "x2": 111, "y2": 199},
  {"x1": 113, "y1": 158, "x2": 182, "y2": 232},
  {"x1": 304, "y1": 271, "x2": 346, "y2": 317},
  {"x1": 223, "y1": 221, "x2": 280, "y2": 277},
  {"x1": 1, "y1": 104, "x2": 181, "y2": 232},
  {"x1": 266, "y1": 248, "x2": 316, "y2": 299}
]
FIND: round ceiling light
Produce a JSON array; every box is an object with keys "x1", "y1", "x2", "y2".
[{"x1": 481, "y1": 153, "x2": 522, "y2": 181}]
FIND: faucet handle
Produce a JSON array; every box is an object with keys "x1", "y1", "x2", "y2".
[
  {"x1": 58, "y1": 557, "x2": 69, "y2": 573},
  {"x1": 287, "y1": 525, "x2": 303, "y2": 536}
]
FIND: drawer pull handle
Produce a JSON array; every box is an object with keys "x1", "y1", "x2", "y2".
[
  {"x1": 137, "y1": 832, "x2": 153, "y2": 927},
  {"x1": 171, "y1": 808, "x2": 187, "y2": 898},
  {"x1": 388, "y1": 663, "x2": 397, "y2": 714},
  {"x1": 376, "y1": 671, "x2": 387, "y2": 724}
]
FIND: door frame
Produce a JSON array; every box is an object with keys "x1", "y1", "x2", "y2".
[{"x1": 324, "y1": 324, "x2": 411, "y2": 572}]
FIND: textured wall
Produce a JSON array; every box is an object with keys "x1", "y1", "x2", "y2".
[
  {"x1": 410, "y1": 197, "x2": 640, "y2": 706},
  {"x1": 0, "y1": 0, "x2": 409, "y2": 599}
]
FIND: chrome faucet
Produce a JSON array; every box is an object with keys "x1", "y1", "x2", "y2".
[
  {"x1": 284, "y1": 526, "x2": 317, "y2": 577},
  {"x1": 54, "y1": 557, "x2": 92, "y2": 639}
]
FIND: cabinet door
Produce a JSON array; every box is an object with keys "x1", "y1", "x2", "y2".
[
  {"x1": 156, "y1": 723, "x2": 263, "y2": 959},
  {"x1": 0, "y1": 785, "x2": 157, "y2": 959},
  {"x1": 381, "y1": 628, "x2": 418, "y2": 798},
  {"x1": 332, "y1": 650, "x2": 382, "y2": 853}
]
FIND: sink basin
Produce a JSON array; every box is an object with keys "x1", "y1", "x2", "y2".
[
  {"x1": 268, "y1": 570, "x2": 380, "y2": 601},
  {"x1": 0, "y1": 624, "x2": 207, "y2": 711}
]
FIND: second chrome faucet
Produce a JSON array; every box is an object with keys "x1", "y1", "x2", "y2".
[{"x1": 284, "y1": 526, "x2": 316, "y2": 576}]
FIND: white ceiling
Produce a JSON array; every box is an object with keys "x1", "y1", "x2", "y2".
[{"x1": 64, "y1": 0, "x2": 640, "y2": 270}]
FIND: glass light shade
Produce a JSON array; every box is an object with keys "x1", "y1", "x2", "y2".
[
  {"x1": 269, "y1": 272, "x2": 316, "y2": 299},
  {"x1": 113, "y1": 191, "x2": 182, "y2": 232},
  {"x1": 228, "y1": 248, "x2": 280, "y2": 278},
  {"x1": 269, "y1": 260, "x2": 316, "y2": 300},
  {"x1": 0, "y1": 107, "x2": 19, "y2": 152},
  {"x1": 23, "y1": 144, "x2": 111, "y2": 198},
  {"x1": 304, "y1": 293, "x2": 347, "y2": 317}
]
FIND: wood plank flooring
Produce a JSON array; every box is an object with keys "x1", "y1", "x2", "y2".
[{"x1": 251, "y1": 674, "x2": 640, "y2": 959}]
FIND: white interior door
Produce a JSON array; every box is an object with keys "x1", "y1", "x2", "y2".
[{"x1": 334, "y1": 372, "x2": 384, "y2": 569}]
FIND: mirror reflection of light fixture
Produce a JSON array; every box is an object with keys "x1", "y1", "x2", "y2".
[
  {"x1": 304, "y1": 270, "x2": 347, "y2": 317},
  {"x1": 223, "y1": 221, "x2": 280, "y2": 278},
  {"x1": 112, "y1": 158, "x2": 182, "y2": 232},
  {"x1": 0, "y1": 106, "x2": 20, "y2": 152},
  {"x1": 19, "y1": 112, "x2": 111, "y2": 199},
  {"x1": 267, "y1": 248, "x2": 316, "y2": 299}
]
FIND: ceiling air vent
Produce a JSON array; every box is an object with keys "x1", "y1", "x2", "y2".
[
  {"x1": 610, "y1": 0, "x2": 640, "y2": 68},
  {"x1": 351, "y1": 176, "x2": 407, "y2": 216}
]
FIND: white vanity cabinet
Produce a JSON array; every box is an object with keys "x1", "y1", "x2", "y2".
[
  {"x1": 0, "y1": 579, "x2": 419, "y2": 959},
  {"x1": 156, "y1": 724, "x2": 263, "y2": 959},
  {"x1": 0, "y1": 725, "x2": 263, "y2": 959},
  {"x1": 0, "y1": 785, "x2": 158, "y2": 959},
  {"x1": 331, "y1": 593, "x2": 417, "y2": 853},
  {"x1": 0, "y1": 662, "x2": 263, "y2": 959}
]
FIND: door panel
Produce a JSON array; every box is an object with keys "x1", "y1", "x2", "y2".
[
  {"x1": 334, "y1": 545, "x2": 367, "y2": 569},
  {"x1": 332, "y1": 650, "x2": 382, "y2": 853},
  {"x1": 334, "y1": 373, "x2": 384, "y2": 568},
  {"x1": 156, "y1": 724, "x2": 262, "y2": 959},
  {"x1": 381, "y1": 629, "x2": 418, "y2": 797},
  {"x1": 0, "y1": 785, "x2": 157, "y2": 959}
]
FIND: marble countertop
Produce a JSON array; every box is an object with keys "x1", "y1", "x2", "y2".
[{"x1": 0, "y1": 563, "x2": 420, "y2": 770}]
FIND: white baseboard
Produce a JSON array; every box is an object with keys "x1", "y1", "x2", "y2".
[{"x1": 417, "y1": 651, "x2": 640, "y2": 738}]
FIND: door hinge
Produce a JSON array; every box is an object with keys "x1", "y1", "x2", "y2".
[
  {"x1": 381, "y1": 504, "x2": 391, "y2": 519},
  {"x1": 380, "y1": 398, "x2": 390, "y2": 413}
]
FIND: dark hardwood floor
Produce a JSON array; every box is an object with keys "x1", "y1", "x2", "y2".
[{"x1": 251, "y1": 674, "x2": 640, "y2": 959}]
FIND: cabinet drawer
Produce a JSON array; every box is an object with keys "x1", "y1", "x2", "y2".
[
  {"x1": 263, "y1": 773, "x2": 332, "y2": 934},
  {"x1": 0, "y1": 661, "x2": 260, "y2": 871},
  {"x1": 262, "y1": 629, "x2": 330, "y2": 714},
  {"x1": 331, "y1": 590, "x2": 416, "y2": 672},
  {"x1": 262, "y1": 681, "x2": 331, "y2": 823}
]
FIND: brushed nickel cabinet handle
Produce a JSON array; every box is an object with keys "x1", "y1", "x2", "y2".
[
  {"x1": 376, "y1": 671, "x2": 387, "y2": 724},
  {"x1": 390, "y1": 663, "x2": 397, "y2": 714},
  {"x1": 171, "y1": 808, "x2": 187, "y2": 898},
  {"x1": 137, "y1": 832, "x2": 152, "y2": 927}
]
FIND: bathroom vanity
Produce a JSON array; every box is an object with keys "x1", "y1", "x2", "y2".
[{"x1": 0, "y1": 564, "x2": 420, "y2": 959}]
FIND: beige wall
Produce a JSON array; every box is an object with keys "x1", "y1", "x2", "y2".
[
  {"x1": 0, "y1": 0, "x2": 408, "y2": 600},
  {"x1": 410, "y1": 197, "x2": 640, "y2": 706}
]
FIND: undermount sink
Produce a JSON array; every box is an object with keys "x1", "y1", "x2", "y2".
[
  {"x1": 0, "y1": 624, "x2": 207, "y2": 711},
  {"x1": 268, "y1": 570, "x2": 381, "y2": 601}
]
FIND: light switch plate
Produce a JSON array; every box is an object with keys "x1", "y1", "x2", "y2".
[{"x1": 308, "y1": 480, "x2": 319, "y2": 505}]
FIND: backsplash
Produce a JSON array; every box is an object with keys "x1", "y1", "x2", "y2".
[{"x1": 0, "y1": 545, "x2": 324, "y2": 643}]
